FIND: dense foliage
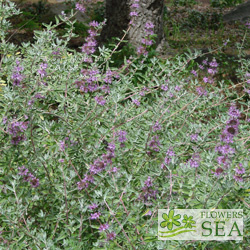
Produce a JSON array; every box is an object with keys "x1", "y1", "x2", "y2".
[{"x1": 0, "y1": 0, "x2": 249, "y2": 249}]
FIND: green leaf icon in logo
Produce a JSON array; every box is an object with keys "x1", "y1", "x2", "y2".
[
  {"x1": 182, "y1": 214, "x2": 196, "y2": 228},
  {"x1": 160, "y1": 210, "x2": 181, "y2": 230}
]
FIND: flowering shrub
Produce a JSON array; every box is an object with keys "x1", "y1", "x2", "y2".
[{"x1": 0, "y1": 0, "x2": 249, "y2": 249}]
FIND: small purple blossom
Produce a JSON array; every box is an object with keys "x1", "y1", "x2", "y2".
[
  {"x1": 133, "y1": 99, "x2": 140, "y2": 106},
  {"x1": 188, "y1": 153, "x2": 201, "y2": 168},
  {"x1": 152, "y1": 121, "x2": 161, "y2": 132},
  {"x1": 228, "y1": 104, "x2": 241, "y2": 118},
  {"x1": 144, "y1": 177, "x2": 153, "y2": 187},
  {"x1": 95, "y1": 96, "x2": 106, "y2": 106},
  {"x1": 106, "y1": 232, "x2": 116, "y2": 241},
  {"x1": 212, "y1": 167, "x2": 224, "y2": 177},
  {"x1": 190, "y1": 134, "x2": 198, "y2": 142},
  {"x1": 233, "y1": 175, "x2": 243, "y2": 182},
  {"x1": 202, "y1": 59, "x2": 208, "y2": 65},
  {"x1": 30, "y1": 177, "x2": 40, "y2": 188},
  {"x1": 99, "y1": 223, "x2": 109, "y2": 232},
  {"x1": 161, "y1": 85, "x2": 168, "y2": 91},
  {"x1": 11, "y1": 60, "x2": 25, "y2": 86},
  {"x1": 131, "y1": 3, "x2": 139, "y2": 8},
  {"x1": 90, "y1": 212, "x2": 101, "y2": 220},
  {"x1": 130, "y1": 11, "x2": 138, "y2": 17},
  {"x1": 148, "y1": 135, "x2": 161, "y2": 152},
  {"x1": 37, "y1": 63, "x2": 47, "y2": 78},
  {"x1": 209, "y1": 59, "x2": 219, "y2": 68},
  {"x1": 217, "y1": 156, "x2": 230, "y2": 167},
  {"x1": 18, "y1": 166, "x2": 28, "y2": 176},
  {"x1": 89, "y1": 203, "x2": 98, "y2": 210},
  {"x1": 235, "y1": 165, "x2": 245, "y2": 175},
  {"x1": 196, "y1": 86, "x2": 208, "y2": 96},
  {"x1": 207, "y1": 68, "x2": 216, "y2": 75},
  {"x1": 215, "y1": 144, "x2": 235, "y2": 155},
  {"x1": 18, "y1": 166, "x2": 39, "y2": 188},
  {"x1": 144, "y1": 210, "x2": 152, "y2": 216},
  {"x1": 59, "y1": 140, "x2": 66, "y2": 151},
  {"x1": 175, "y1": 85, "x2": 181, "y2": 91},
  {"x1": 77, "y1": 179, "x2": 89, "y2": 190},
  {"x1": 191, "y1": 70, "x2": 197, "y2": 77},
  {"x1": 76, "y1": 2, "x2": 86, "y2": 13},
  {"x1": 166, "y1": 148, "x2": 175, "y2": 157},
  {"x1": 118, "y1": 130, "x2": 127, "y2": 143}
]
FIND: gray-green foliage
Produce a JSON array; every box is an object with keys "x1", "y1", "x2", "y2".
[{"x1": 0, "y1": 0, "x2": 249, "y2": 249}]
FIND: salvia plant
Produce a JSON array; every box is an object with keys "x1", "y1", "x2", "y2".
[{"x1": 0, "y1": 0, "x2": 249, "y2": 249}]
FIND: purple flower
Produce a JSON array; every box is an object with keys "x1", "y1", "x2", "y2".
[
  {"x1": 133, "y1": 99, "x2": 140, "y2": 106},
  {"x1": 233, "y1": 175, "x2": 243, "y2": 182},
  {"x1": 148, "y1": 135, "x2": 161, "y2": 152},
  {"x1": 11, "y1": 135, "x2": 26, "y2": 145},
  {"x1": 161, "y1": 85, "x2": 169, "y2": 91},
  {"x1": 30, "y1": 177, "x2": 40, "y2": 188},
  {"x1": 23, "y1": 173, "x2": 34, "y2": 182},
  {"x1": 131, "y1": 3, "x2": 139, "y2": 8},
  {"x1": 202, "y1": 59, "x2": 208, "y2": 65},
  {"x1": 188, "y1": 153, "x2": 201, "y2": 168},
  {"x1": 228, "y1": 105, "x2": 241, "y2": 118},
  {"x1": 226, "y1": 118, "x2": 239, "y2": 127},
  {"x1": 144, "y1": 210, "x2": 152, "y2": 216},
  {"x1": 203, "y1": 77, "x2": 209, "y2": 83},
  {"x1": 223, "y1": 125, "x2": 238, "y2": 137},
  {"x1": 38, "y1": 63, "x2": 47, "y2": 78},
  {"x1": 217, "y1": 156, "x2": 230, "y2": 167},
  {"x1": 191, "y1": 70, "x2": 197, "y2": 77},
  {"x1": 77, "y1": 179, "x2": 89, "y2": 190},
  {"x1": 209, "y1": 59, "x2": 219, "y2": 68},
  {"x1": 152, "y1": 121, "x2": 161, "y2": 132},
  {"x1": 144, "y1": 177, "x2": 153, "y2": 187},
  {"x1": 34, "y1": 93, "x2": 45, "y2": 99},
  {"x1": 235, "y1": 165, "x2": 245, "y2": 175},
  {"x1": 11, "y1": 60, "x2": 25, "y2": 86},
  {"x1": 137, "y1": 46, "x2": 147, "y2": 56},
  {"x1": 59, "y1": 159, "x2": 64, "y2": 163},
  {"x1": 118, "y1": 130, "x2": 127, "y2": 143},
  {"x1": 207, "y1": 68, "x2": 216, "y2": 75},
  {"x1": 175, "y1": 85, "x2": 181, "y2": 91},
  {"x1": 212, "y1": 167, "x2": 224, "y2": 177},
  {"x1": 89, "y1": 21, "x2": 99, "y2": 27},
  {"x1": 196, "y1": 86, "x2": 207, "y2": 96},
  {"x1": 89, "y1": 203, "x2": 98, "y2": 210},
  {"x1": 18, "y1": 166, "x2": 28, "y2": 176},
  {"x1": 76, "y1": 2, "x2": 86, "y2": 13},
  {"x1": 145, "y1": 21, "x2": 154, "y2": 29},
  {"x1": 2, "y1": 116, "x2": 7, "y2": 124},
  {"x1": 166, "y1": 148, "x2": 175, "y2": 157},
  {"x1": 95, "y1": 96, "x2": 106, "y2": 106},
  {"x1": 99, "y1": 223, "x2": 109, "y2": 232},
  {"x1": 215, "y1": 144, "x2": 235, "y2": 155},
  {"x1": 101, "y1": 85, "x2": 110, "y2": 94},
  {"x1": 107, "y1": 143, "x2": 115, "y2": 152},
  {"x1": 90, "y1": 159, "x2": 106, "y2": 174},
  {"x1": 59, "y1": 140, "x2": 66, "y2": 151},
  {"x1": 90, "y1": 212, "x2": 101, "y2": 220},
  {"x1": 164, "y1": 157, "x2": 171, "y2": 165},
  {"x1": 190, "y1": 134, "x2": 198, "y2": 142},
  {"x1": 107, "y1": 232, "x2": 116, "y2": 241},
  {"x1": 130, "y1": 11, "x2": 138, "y2": 17}
]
